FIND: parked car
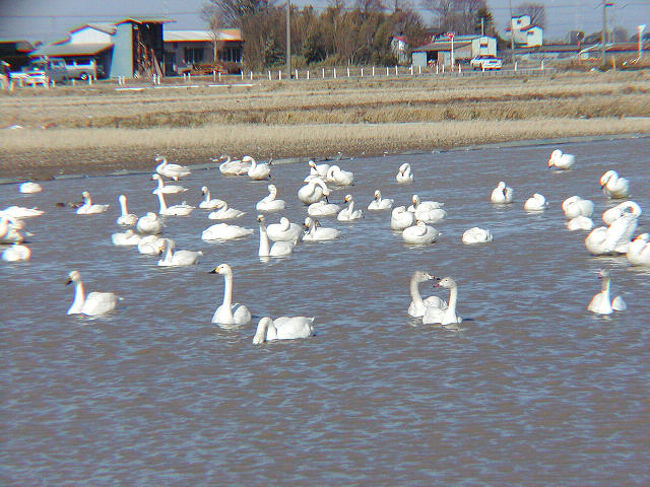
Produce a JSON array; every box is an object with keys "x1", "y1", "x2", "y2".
[
  {"x1": 65, "y1": 58, "x2": 99, "y2": 80},
  {"x1": 23, "y1": 57, "x2": 69, "y2": 83},
  {"x1": 470, "y1": 55, "x2": 503, "y2": 70}
]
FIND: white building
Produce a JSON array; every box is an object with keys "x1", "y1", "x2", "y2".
[
  {"x1": 411, "y1": 35, "x2": 497, "y2": 67},
  {"x1": 511, "y1": 15, "x2": 543, "y2": 47}
]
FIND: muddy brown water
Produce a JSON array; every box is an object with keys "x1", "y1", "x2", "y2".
[{"x1": 1, "y1": 138, "x2": 649, "y2": 485}]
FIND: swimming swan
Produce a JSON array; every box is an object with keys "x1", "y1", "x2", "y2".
[
  {"x1": 266, "y1": 217, "x2": 302, "y2": 243},
  {"x1": 298, "y1": 177, "x2": 330, "y2": 205},
  {"x1": 1, "y1": 243, "x2": 31, "y2": 262},
  {"x1": 423, "y1": 277, "x2": 462, "y2": 328},
  {"x1": 76, "y1": 191, "x2": 109, "y2": 215},
  {"x1": 151, "y1": 173, "x2": 187, "y2": 194},
  {"x1": 367, "y1": 190, "x2": 394, "y2": 210},
  {"x1": 137, "y1": 235, "x2": 167, "y2": 256},
  {"x1": 626, "y1": 233, "x2": 650, "y2": 266},
  {"x1": 326, "y1": 165, "x2": 354, "y2": 186},
  {"x1": 66, "y1": 270, "x2": 118, "y2": 316},
  {"x1": 19, "y1": 181, "x2": 42, "y2": 194},
  {"x1": 584, "y1": 214, "x2": 638, "y2": 255},
  {"x1": 201, "y1": 223, "x2": 253, "y2": 241},
  {"x1": 337, "y1": 194, "x2": 363, "y2": 222},
  {"x1": 562, "y1": 196, "x2": 594, "y2": 219},
  {"x1": 396, "y1": 163, "x2": 413, "y2": 183},
  {"x1": 154, "y1": 189, "x2": 194, "y2": 216},
  {"x1": 247, "y1": 156, "x2": 272, "y2": 180},
  {"x1": 199, "y1": 186, "x2": 226, "y2": 209},
  {"x1": 0, "y1": 206, "x2": 44, "y2": 219},
  {"x1": 600, "y1": 170, "x2": 630, "y2": 199},
  {"x1": 408, "y1": 270, "x2": 447, "y2": 318},
  {"x1": 303, "y1": 217, "x2": 341, "y2": 242},
  {"x1": 462, "y1": 227, "x2": 493, "y2": 244},
  {"x1": 253, "y1": 316, "x2": 315, "y2": 344},
  {"x1": 390, "y1": 206, "x2": 416, "y2": 231},
  {"x1": 490, "y1": 181, "x2": 513, "y2": 204},
  {"x1": 524, "y1": 193, "x2": 548, "y2": 212},
  {"x1": 208, "y1": 201, "x2": 246, "y2": 220},
  {"x1": 408, "y1": 195, "x2": 446, "y2": 224},
  {"x1": 566, "y1": 216, "x2": 594, "y2": 231},
  {"x1": 257, "y1": 215, "x2": 295, "y2": 257},
  {"x1": 210, "y1": 263, "x2": 251, "y2": 327},
  {"x1": 116, "y1": 194, "x2": 137, "y2": 226},
  {"x1": 602, "y1": 201, "x2": 642, "y2": 225},
  {"x1": 216, "y1": 155, "x2": 252, "y2": 176},
  {"x1": 136, "y1": 212, "x2": 163, "y2": 235},
  {"x1": 155, "y1": 156, "x2": 191, "y2": 181},
  {"x1": 402, "y1": 222, "x2": 440, "y2": 244},
  {"x1": 587, "y1": 269, "x2": 626, "y2": 315},
  {"x1": 157, "y1": 238, "x2": 202, "y2": 266},
  {"x1": 256, "y1": 184, "x2": 286, "y2": 212},
  {"x1": 547, "y1": 149, "x2": 575, "y2": 170},
  {"x1": 0, "y1": 216, "x2": 25, "y2": 243},
  {"x1": 307, "y1": 160, "x2": 330, "y2": 179},
  {"x1": 308, "y1": 200, "x2": 340, "y2": 217},
  {"x1": 111, "y1": 229, "x2": 142, "y2": 247}
]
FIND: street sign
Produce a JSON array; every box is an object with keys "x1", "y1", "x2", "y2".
[{"x1": 447, "y1": 32, "x2": 454, "y2": 39}]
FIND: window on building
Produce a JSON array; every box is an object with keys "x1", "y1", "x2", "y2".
[{"x1": 184, "y1": 47, "x2": 204, "y2": 64}]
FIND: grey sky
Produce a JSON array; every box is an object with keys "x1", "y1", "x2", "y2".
[{"x1": 1, "y1": 0, "x2": 648, "y2": 45}]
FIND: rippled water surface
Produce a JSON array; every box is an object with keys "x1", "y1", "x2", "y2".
[{"x1": 2, "y1": 138, "x2": 649, "y2": 486}]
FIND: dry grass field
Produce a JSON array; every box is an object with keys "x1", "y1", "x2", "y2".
[{"x1": 1, "y1": 69, "x2": 648, "y2": 180}]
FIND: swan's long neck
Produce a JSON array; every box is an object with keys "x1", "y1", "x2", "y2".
[
  {"x1": 443, "y1": 284, "x2": 458, "y2": 323},
  {"x1": 156, "y1": 177, "x2": 165, "y2": 190},
  {"x1": 601, "y1": 276, "x2": 611, "y2": 301},
  {"x1": 222, "y1": 271, "x2": 234, "y2": 318},
  {"x1": 203, "y1": 189, "x2": 211, "y2": 203},
  {"x1": 258, "y1": 221, "x2": 271, "y2": 256},
  {"x1": 119, "y1": 198, "x2": 128, "y2": 216},
  {"x1": 410, "y1": 276, "x2": 424, "y2": 307},
  {"x1": 253, "y1": 319, "x2": 270, "y2": 343},
  {"x1": 156, "y1": 191, "x2": 168, "y2": 212},
  {"x1": 69, "y1": 281, "x2": 86, "y2": 313},
  {"x1": 348, "y1": 200, "x2": 355, "y2": 213},
  {"x1": 161, "y1": 242, "x2": 173, "y2": 263}
]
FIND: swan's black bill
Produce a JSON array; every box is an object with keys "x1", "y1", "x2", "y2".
[
  {"x1": 65, "y1": 278, "x2": 73, "y2": 286},
  {"x1": 209, "y1": 269, "x2": 217, "y2": 274}
]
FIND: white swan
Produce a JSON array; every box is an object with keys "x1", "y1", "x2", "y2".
[
  {"x1": 76, "y1": 191, "x2": 109, "y2": 215},
  {"x1": 626, "y1": 233, "x2": 650, "y2": 266},
  {"x1": 547, "y1": 149, "x2": 575, "y2": 170},
  {"x1": 157, "y1": 238, "x2": 202, "y2": 266},
  {"x1": 302, "y1": 217, "x2": 340, "y2": 242},
  {"x1": 111, "y1": 229, "x2": 142, "y2": 247},
  {"x1": 151, "y1": 173, "x2": 187, "y2": 194},
  {"x1": 116, "y1": 194, "x2": 137, "y2": 226},
  {"x1": 587, "y1": 269, "x2": 627, "y2": 315},
  {"x1": 298, "y1": 177, "x2": 330, "y2": 205},
  {"x1": 408, "y1": 195, "x2": 445, "y2": 223},
  {"x1": 337, "y1": 194, "x2": 363, "y2": 222},
  {"x1": 247, "y1": 156, "x2": 272, "y2": 180},
  {"x1": 602, "y1": 201, "x2": 642, "y2": 225},
  {"x1": 308, "y1": 200, "x2": 340, "y2": 217},
  {"x1": 199, "y1": 186, "x2": 226, "y2": 209},
  {"x1": 0, "y1": 216, "x2": 25, "y2": 244},
  {"x1": 367, "y1": 190, "x2": 393, "y2": 210},
  {"x1": 585, "y1": 214, "x2": 638, "y2": 255},
  {"x1": 396, "y1": 163, "x2": 413, "y2": 183},
  {"x1": 208, "y1": 201, "x2": 246, "y2": 220},
  {"x1": 462, "y1": 227, "x2": 493, "y2": 244},
  {"x1": 562, "y1": 196, "x2": 594, "y2": 219},
  {"x1": 1, "y1": 243, "x2": 31, "y2": 262},
  {"x1": 155, "y1": 155, "x2": 190, "y2": 181},
  {"x1": 566, "y1": 216, "x2": 594, "y2": 232},
  {"x1": 154, "y1": 189, "x2": 194, "y2": 216},
  {"x1": 18, "y1": 181, "x2": 42, "y2": 194},
  {"x1": 307, "y1": 160, "x2": 330, "y2": 179},
  {"x1": 253, "y1": 316, "x2": 315, "y2": 344},
  {"x1": 407, "y1": 194, "x2": 444, "y2": 212},
  {"x1": 1, "y1": 205, "x2": 44, "y2": 219},
  {"x1": 267, "y1": 217, "x2": 302, "y2": 243},
  {"x1": 408, "y1": 270, "x2": 447, "y2": 318},
  {"x1": 600, "y1": 170, "x2": 630, "y2": 199},
  {"x1": 390, "y1": 206, "x2": 416, "y2": 231},
  {"x1": 66, "y1": 270, "x2": 118, "y2": 316},
  {"x1": 210, "y1": 263, "x2": 251, "y2": 327},
  {"x1": 256, "y1": 184, "x2": 286, "y2": 212},
  {"x1": 137, "y1": 235, "x2": 166, "y2": 256},
  {"x1": 423, "y1": 277, "x2": 462, "y2": 328},
  {"x1": 326, "y1": 165, "x2": 354, "y2": 186},
  {"x1": 216, "y1": 155, "x2": 252, "y2": 176},
  {"x1": 490, "y1": 181, "x2": 513, "y2": 204},
  {"x1": 524, "y1": 193, "x2": 548, "y2": 212},
  {"x1": 201, "y1": 223, "x2": 253, "y2": 241},
  {"x1": 402, "y1": 222, "x2": 440, "y2": 244},
  {"x1": 136, "y1": 212, "x2": 163, "y2": 235},
  {"x1": 257, "y1": 215, "x2": 295, "y2": 257}
]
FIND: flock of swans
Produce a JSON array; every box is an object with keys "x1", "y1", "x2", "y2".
[{"x1": 1, "y1": 146, "x2": 647, "y2": 339}]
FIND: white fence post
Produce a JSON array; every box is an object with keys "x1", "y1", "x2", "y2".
[
  {"x1": 307, "y1": 70, "x2": 310, "y2": 80},
  {"x1": 333, "y1": 68, "x2": 337, "y2": 78},
  {"x1": 268, "y1": 70, "x2": 272, "y2": 80},
  {"x1": 347, "y1": 67, "x2": 350, "y2": 77},
  {"x1": 409, "y1": 65, "x2": 413, "y2": 75},
  {"x1": 361, "y1": 68, "x2": 364, "y2": 77},
  {"x1": 250, "y1": 71, "x2": 253, "y2": 80},
  {"x1": 395, "y1": 65, "x2": 398, "y2": 75},
  {"x1": 322, "y1": 68, "x2": 325, "y2": 79},
  {"x1": 418, "y1": 65, "x2": 422, "y2": 75},
  {"x1": 295, "y1": 69, "x2": 298, "y2": 79},
  {"x1": 372, "y1": 66, "x2": 375, "y2": 76},
  {"x1": 278, "y1": 70, "x2": 282, "y2": 80}
]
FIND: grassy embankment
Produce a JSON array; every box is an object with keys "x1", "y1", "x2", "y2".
[{"x1": 0, "y1": 70, "x2": 648, "y2": 180}]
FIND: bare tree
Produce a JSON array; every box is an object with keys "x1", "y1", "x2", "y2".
[
  {"x1": 420, "y1": 0, "x2": 487, "y2": 34},
  {"x1": 513, "y1": 2, "x2": 546, "y2": 29}
]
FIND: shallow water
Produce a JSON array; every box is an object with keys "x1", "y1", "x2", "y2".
[{"x1": 1, "y1": 138, "x2": 649, "y2": 486}]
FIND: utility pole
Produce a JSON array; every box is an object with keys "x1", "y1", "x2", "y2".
[
  {"x1": 601, "y1": 2, "x2": 614, "y2": 64},
  {"x1": 509, "y1": 0, "x2": 515, "y2": 64},
  {"x1": 286, "y1": 0, "x2": 291, "y2": 78}
]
